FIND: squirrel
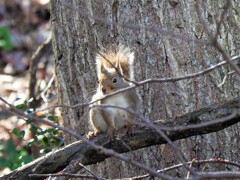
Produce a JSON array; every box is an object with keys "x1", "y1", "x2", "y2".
[{"x1": 88, "y1": 45, "x2": 142, "y2": 140}]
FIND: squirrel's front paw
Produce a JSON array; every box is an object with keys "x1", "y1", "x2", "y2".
[{"x1": 87, "y1": 131, "x2": 100, "y2": 139}]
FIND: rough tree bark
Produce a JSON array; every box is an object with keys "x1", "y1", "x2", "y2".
[{"x1": 50, "y1": 0, "x2": 240, "y2": 178}]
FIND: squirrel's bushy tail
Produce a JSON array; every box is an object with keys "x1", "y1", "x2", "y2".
[{"x1": 96, "y1": 45, "x2": 135, "y2": 80}]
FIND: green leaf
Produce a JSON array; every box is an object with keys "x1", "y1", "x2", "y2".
[
  {"x1": 0, "y1": 157, "x2": 7, "y2": 167},
  {"x1": 12, "y1": 128, "x2": 19, "y2": 136},
  {"x1": 15, "y1": 103, "x2": 27, "y2": 110},
  {"x1": 42, "y1": 136, "x2": 49, "y2": 144},
  {"x1": 38, "y1": 115, "x2": 47, "y2": 119},
  {"x1": 30, "y1": 126, "x2": 38, "y2": 133},
  {"x1": 0, "y1": 139, "x2": 33, "y2": 170},
  {"x1": 5, "y1": 140, "x2": 17, "y2": 158},
  {"x1": 12, "y1": 128, "x2": 25, "y2": 139},
  {"x1": 47, "y1": 115, "x2": 58, "y2": 121},
  {"x1": 0, "y1": 26, "x2": 12, "y2": 51},
  {"x1": 19, "y1": 131, "x2": 25, "y2": 139},
  {"x1": 52, "y1": 128, "x2": 59, "y2": 135}
]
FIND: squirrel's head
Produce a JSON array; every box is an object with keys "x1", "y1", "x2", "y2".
[{"x1": 99, "y1": 60, "x2": 128, "y2": 95}]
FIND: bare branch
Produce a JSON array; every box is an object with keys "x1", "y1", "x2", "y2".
[
  {"x1": 0, "y1": 96, "x2": 173, "y2": 180},
  {"x1": 133, "y1": 159, "x2": 240, "y2": 180},
  {"x1": 58, "y1": 159, "x2": 102, "y2": 180},
  {"x1": 29, "y1": 173, "x2": 98, "y2": 179},
  {"x1": 193, "y1": 172, "x2": 240, "y2": 180},
  {"x1": 38, "y1": 54, "x2": 240, "y2": 112},
  {"x1": 1, "y1": 97, "x2": 239, "y2": 180},
  {"x1": 28, "y1": 35, "x2": 52, "y2": 108}
]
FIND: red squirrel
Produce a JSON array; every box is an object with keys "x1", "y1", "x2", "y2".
[{"x1": 88, "y1": 46, "x2": 142, "y2": 140}]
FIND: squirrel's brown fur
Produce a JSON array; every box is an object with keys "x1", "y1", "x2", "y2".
[
  {"x1": 88, "y1": 45, "x2": 141, "y2": 140},
  {"x1": 96, "y1": 45, "x2": 135, "y2": 81}
]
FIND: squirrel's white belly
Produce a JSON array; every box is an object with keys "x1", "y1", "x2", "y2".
[
  {"x1": 104, "y1": 94, "x2": 129, "y2": 129},
  {"x1": 104, "y1": 94, "x2": 128, "y2": 114}
]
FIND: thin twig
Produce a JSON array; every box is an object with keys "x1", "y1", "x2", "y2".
[
  {"x1": 187, "y1": 159, "x2": 196, "y2": 179},
  {"x1": 193, "y1": 172, "x2": 240, "y2": 180},
  {"x1": 218, "y1": 73, "x2": 227, "y2": 87},
  {"x1": 79, "y1": 162, "x2": 102, "y2": 180},
  {"x1": 29, "y1": 173, "x2": 98, "y2": 179},
  {"x1": 37, "y1": 55, "x2": 240, "y2": 112},
  {"x1": 132, "y1": 159, "x2": 240, "y2": 180},
  {"x1": 40, "y1": 74, "x2": 55, "y2": 102}
]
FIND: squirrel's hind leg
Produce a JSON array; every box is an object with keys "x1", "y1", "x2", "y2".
[{"x1": 88, "y1": 108, "x2": 108, "y2": 139}]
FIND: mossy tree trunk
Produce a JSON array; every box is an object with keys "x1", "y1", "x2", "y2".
[{"x1": 50, "y1": 0, "x2": 240, "y2": 178}]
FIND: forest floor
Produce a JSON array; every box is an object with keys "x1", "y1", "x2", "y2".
[{"x1": 0, "y1": 0, "x2": 60, "y2": 175}]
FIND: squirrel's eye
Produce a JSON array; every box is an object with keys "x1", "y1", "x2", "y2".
[{"x1": 112, "y1": 77, "x2": 117, "y2": 83}]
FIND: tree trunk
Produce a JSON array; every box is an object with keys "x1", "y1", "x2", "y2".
[{"x1": 50, "y1": 0, "x2": 240, "y2": 178}]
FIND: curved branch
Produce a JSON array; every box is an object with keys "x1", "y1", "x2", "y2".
[{"x1": 1, "y1": 97, "x2": 240, "y2": 180}]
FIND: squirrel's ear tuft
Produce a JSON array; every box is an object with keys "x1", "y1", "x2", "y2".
[
  {"x1": 116, "y1": 58, "x2": 123, "y2": 76},
  {"x1": 101, "y1": 64, "x2": 108, "y2": 75}
]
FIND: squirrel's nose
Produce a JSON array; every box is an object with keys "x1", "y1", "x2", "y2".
[{"x1": 102, "y1": 87, "x2": 106, "y2": 94}]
